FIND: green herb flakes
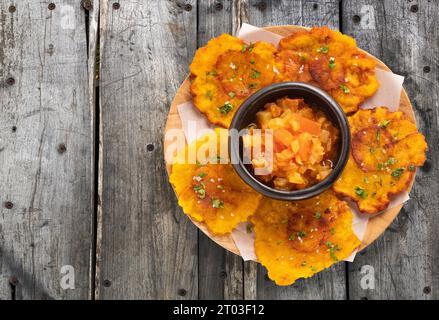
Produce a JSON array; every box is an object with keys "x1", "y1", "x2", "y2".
[
  {"x1": 355, "y1": 186, "x2": 368, "y2": 199},
  {"x1": 205, "y1": 90, "x2": 213, "y2": 100},
  {"x1": 385, "y1": 157, "x2": 397, "y2": 166},
  {"x1": 197, "y1": 172, "x2": 207, "y2": 178},
  {"x1": 340, "y1": 84, "x2": 350, "y2": 93},
  {"x1": 206, "y1": 70, "x2": 218, "y2": 76},
  {"x1": 314, "y1": 212, "x2": 322, "y2": 219},
  {"x1": 326, "y1": 241, "x2": 340, "y2": 262},
  {"x1": 297, "y1": 230, "x2": 307, "y2": 238},
  {"x1": 241, "y1": 43, "x2": 254, "y2": 53},
  {"x1": 329, "y1": 57, "x2": 336, "y2": 69},
  {"x1": 378, "y1": 119, "x2": 391, "y2": 128},
  {"x1": 317, "y1": 46, "x2": 329, "y2": 54},
  {"x1": 218, "y1": 102, "x2": 233, "y2": 115},
  {"x1": 194, "y1": 184, "x2": 206, "y2": 199},
  {"x1": 212, "y1": 198, "x2": 224, "y2": 209},
  {"x1": 250, "y1": 69, "x2": 261, "y2": 79},
  {"x1": 391, "y1": 168, "x2": 404, "y2": 179}
]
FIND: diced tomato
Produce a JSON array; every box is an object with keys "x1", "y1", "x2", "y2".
[
  {"x1": 276, "y1": 148, "x2": 294, "y2": 161},
  {"x1": 273, "y1": 141, "x2": 284, "y2": 153},
  {"x1": 267, "y1": 103, "x2": 283, "y2": 118},
  {"x1": 273, "y1": 128, "x2": 294, "y2": 147},
  {"x1": 297, "y1": 134, "x2": 312, "y2": 162},
  {"x1": 290, "y1": 114, "x2": 321, "y2": 136}
]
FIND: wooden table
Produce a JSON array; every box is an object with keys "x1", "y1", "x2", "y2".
[{"x1": 0, "y1": 0, "x2": 437, "y2": 300}]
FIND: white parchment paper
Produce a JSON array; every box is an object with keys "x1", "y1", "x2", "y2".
[{"x1": 176, "y1": 23, "x2": 407, "y2": 262}]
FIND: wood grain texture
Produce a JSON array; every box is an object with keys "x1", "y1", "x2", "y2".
[
  {"x1": 342, "y1": 0, "x2": 439, "y2": 300},
  {"x1": 0, "y1": 0, "x2": 93, "y2": 299},
  {"x1": 197, "y1": 0, "x2": 244, "y2": 300},
  {"x1": 96, "y1": 0, "x2": 198, "y2": 299},
  {"x1": 165, "y1": 0, "x2": 349, "y2": 300},
  {"x1": 244, "y1": 1, "x2": 345, "y2": 299},
  {"x1": 166, "y1": 1, "x2": 420, "y2": 300},
  {"x1": 87, "y1": 0, "x2": 100, "y2": 299}
]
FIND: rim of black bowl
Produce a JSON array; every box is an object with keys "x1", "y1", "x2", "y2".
[{"x1": 229, "y1": 82, "x2": 351, "y2": 201}]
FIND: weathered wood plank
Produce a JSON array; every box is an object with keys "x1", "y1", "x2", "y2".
[
  {"x1": 96, "y1": 0, "x2": 198, "y2": 299},
  {"x1": 197, "y1": 0, "x2": 244, "y2": 300},
  {"x1": 242, "y1": 0, "x2": 348, "y2": 300},
  {"x1": 342, "y1": 0, "x2": 439, "y2": 300},
  {"x1": 246, "y1": 0, "x2": 339, "y2": 28},
  {"x1": 0, "y1": 0, "x2": 93, "y2": 299},
  {"x1": 87, "y1": 0, "x2": 100, "y2": 298}
]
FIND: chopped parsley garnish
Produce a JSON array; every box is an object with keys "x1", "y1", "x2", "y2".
[
  {"x1": 205, "y1": 90, "x2": 213, "y2": 100},
  {"x1": 326, "y1": 241, "x2": 340, "y2": 262},
  {"x1": 212, "y1": 198, "x2": 224, "y2": 209},
  {"x1": 329, "y1": 57, "x2": 336, "y2": 69},
  {"x1": 197, "y1": 172, "x2": 207, "y2": 178},
  {"x1": 310, "y1": 266, "x2": 317, "y2": 272},
  {"x1": 355, "y1": 186, "x2": 368, "y2": 199},
  {"x1": 340, "y1": 84, "x2": 350, "y2": 93},
  {"x1": 228, "y1": 91, "x2": 236, "y2": 98},
  {"x1": 378, "y1": 119, "x2": 391, "y2": 128},
  {"x1": 218, "y1": 102, "x2": 233, "y2": 114},
  {"x1": 330, "y1": 228, "x2": 336, "y2": 235},
  {"x1": 376, "y1": 129, "x2": 381, "y2": 142},
  {"x1": 194, "y1": 184, "x2": 206, "y2": 199},
  {"x1": 317, "y1": 46, "x2": 329, "y2": 54},
  {"x1": 364, "y1": 177, "x2": 369, "y2": 184},
  {"x1": 391, "y1": 167, "x2": 404, "y2": 179},
  {"x1": 288, "y1": 233, "x2": 295, "y2": 241},
  {"x1": 408, "y1": 164, "x2": 415, "y2": 171},
  {"x1": 250, "y1": 69, "x2": 261, "y2": 79},
  {"x1": 297, "y1": 230, "x2": 307, "y2": 238},
  {"x1": 314, "y1": 212, "x2": 322, "y2": 219},
  {"x1": 250, "y1": 59, "x2": 255, "y2": 64},
  {"x1": 206, "y1": 70, "x2": 218, "y2": 76},
  {"x1": 385, "y1": 157, "x2": 397, "y2": 166},
  {"x1": 241, "y1": 43, "x2": 254, "y2": 53},
  {"x1": 378, "y1": 157, "x2": 397, "y2": 170},
  {"x1": 369, "y1": 147, "x2": 376, "y2": 154}
]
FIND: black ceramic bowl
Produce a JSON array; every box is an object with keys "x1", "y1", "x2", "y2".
[{"x1": 229, "y1": 82, "x2": 350, "y2": 201}]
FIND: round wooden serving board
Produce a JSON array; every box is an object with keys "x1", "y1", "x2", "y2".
[{"x1": 164, "y1": 25, "x2": 416, "y2": 256}]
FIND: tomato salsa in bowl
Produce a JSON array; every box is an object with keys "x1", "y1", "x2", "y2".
[{"x1": 229, "y1": 82, "x2": 350, "y2": 201}]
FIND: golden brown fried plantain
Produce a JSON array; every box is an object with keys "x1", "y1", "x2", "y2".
[
  {"x1": 333, "y1": 107, "x2": 427, "y2": 213},
  {"x1": 279, "y1": 26, "x2": 379, "y2": 114},
  {"x1": 169, "y1": 129, "x2": 262, "y2": 234},
  {"x1": 190, "y1": 35, "x2": 279, "y2": 127},
  {"x1": 251, "y1": 191, "x2": 360, "y2": 286},
  {"x1": 275, "y1": 50, "x2": 313, "y2": 83}
]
